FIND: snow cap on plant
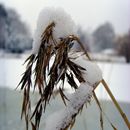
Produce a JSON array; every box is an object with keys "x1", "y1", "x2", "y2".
[
  {"x1": 32, "y1": 7, "x2": 77, "y2": 54},
  {"x1": 18, "y1": 6, "x2": 103, "y2": 130}
]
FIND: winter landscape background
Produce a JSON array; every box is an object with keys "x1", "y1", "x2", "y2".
[{"x1": 0, "y1": 0, "x2": 130, "y2": 130}]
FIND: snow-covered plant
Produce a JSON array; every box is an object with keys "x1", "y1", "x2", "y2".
[{"x1": 18, "y1": 7, "x2": 130, "y2": 130}]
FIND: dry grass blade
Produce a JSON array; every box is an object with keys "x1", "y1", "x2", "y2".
[
  {"x1": 25, "y1": 114, "x2": 29, "y2": 130},
  {"x1": 66, "y1": 72, "x2": 78, "y2": 89},
  {"x1": 34, "y1": 46, "x2": 45, "y2": 94},
  {"x1": 19, "y1": 66, "x2": 32, "y2": 90},
  {"x1": 111, "y1": 123, "x2": 118, "y2": 130},
  {"x1": 70, "y1": 118, "x2": 76, "y2": 130},
  {"x1": 17, "y1": 54, "x2": 35, "y2": 90},
  {"x1": 35, "y1": 104, "x2": 43, "y2": 129},
  {"x1": 93, "y1": 91, "x2": 118, "y2": 130},
  {"x1": 76, "y1": 37, "x2": 130, "y2": 130},
  {"x1": 21, "y1": 88, "x2": 31, "y2": 130},
  {"x1": 79, "y1": 105, "x2": 84, "y2": 114},
  {"x1": 18, "y1": 53, "x2": 35, "y2": 122},
  {"x1": 21, "y1": 88, "x2": 27, "y2": 119},
  {"x1": 100, "y1": 112, "x2": 104, "y2": 130},
  {"x1": 33, "y1": 22, "x2": 55, "y2": 94},
  {"x1": 67, "y1": 59, "x2": 85, "y2": 83},
  {"x1": 31, "y1": 98, "x2": 43, "y2": 119},
  {"x1": 18, "y1": 23, "x2": 90, "y2": 130},
  {"x1": 59, "y1": 87, "x2": 69, "y2": 106},
  {"x1": 24, "y1": 54, "x2": 35, "y2": 66},
  {"x1": 101, "y1": 80, "x2": 130, "y2": 130},
  {"x1": 93, "y1": 92, "x2": 104, "y2": 130},
  {"x1": 30, "y1": 99, "x2": 43, "y2": 129},
  {"x1": 31, "y1": 121, "x2": 36, "y2": 130},
  {"x1": 17, "y1": 54, "x2": 34, "y2": 129},
  {"x1": 41, "y1": 22, "x2": 55, "y2": 39}
]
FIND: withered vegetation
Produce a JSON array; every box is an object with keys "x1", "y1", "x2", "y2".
[
  {"x1": 18, "y1": 22, "x2": 88, "y2": 130},
  {"x1": 18, "y1": 21, "x2": 120, "y2": 130}
]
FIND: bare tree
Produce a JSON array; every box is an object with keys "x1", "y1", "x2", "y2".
[
  {"x1": 116, "y1": 31, "x2": 130, "y2": 63},
  {"x1": 0, "y1": 4, "x2": 8, "y2": 49},
  {"x1": 93, "y1": 22, "x2": 115, "y2": 52},
  {"x1": 73, "y1": 26, "x2": 91, "y2": 52},
  {"x1": 6, "y1": 9, "x2": 32, "y2": 52},
  {"x1": 0, "y1": 4, "x2": 32, "y2": 53}
]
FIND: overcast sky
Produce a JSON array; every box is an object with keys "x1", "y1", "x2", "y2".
[{"x1": 1, "y1": 0, "x2": 130, "y2": 34}]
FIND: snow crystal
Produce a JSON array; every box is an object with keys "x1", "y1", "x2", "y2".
[{"x1": 32, "y1": 7, "x2": 77, "y2": 54}]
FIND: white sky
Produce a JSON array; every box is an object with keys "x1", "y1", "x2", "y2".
[{"x1": 1, "y1": 0, "x2": 130, "y2": 34}]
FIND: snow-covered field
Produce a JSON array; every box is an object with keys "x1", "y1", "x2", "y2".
[
  {"x1": 0, "y1": 55, "x2": 130, "y2": 103},
  {"x1": 0, "y1": 55, "x2": 130, "y2": 130}
]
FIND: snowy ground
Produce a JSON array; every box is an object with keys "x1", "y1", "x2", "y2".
[
  {"x1": 0, "y1": 55, "x2": 130, "y2": 103},
  {"x1": 0, "y1": 88, "x2": 130, "y2": 130},
  {"x1": 0, "y1": 54, "x2": 130, "y2": 130}
]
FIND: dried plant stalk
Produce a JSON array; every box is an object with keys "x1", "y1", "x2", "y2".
[
  {"x1": 101, "y1": 79, "x2": 130, "y2": 130},
  {"x1": 18, "y1": 20, "x2": 130, "y2": 130},
  {"x1": 18, "y1": 22, "x2": 89, "y2": 130},
  {"x1": 93, "y1": 92, "x2": 104, "y2": 130},
  {"x1": 93, "y1": 91, "x2": 118, "y2": 130},
  {"x1": 78, "y1": 40, "x2": 130, "y2": 130}
]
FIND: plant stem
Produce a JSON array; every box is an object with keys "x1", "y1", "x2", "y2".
[
  {"x1": 77, "y1": 38, "x2": 130, "y2": 130},
  {"x1": 101, "y1": 79, "x2": 130, "y2": 130}
]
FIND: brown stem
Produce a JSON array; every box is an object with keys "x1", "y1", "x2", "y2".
[
  {"x1": 77, "y1": 37, "x2": 130, "y2": 130},
  {"x1": 101, "y1": 79, "x2": 130, "y2": 130}
]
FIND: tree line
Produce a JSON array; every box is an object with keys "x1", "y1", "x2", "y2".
[
  {"x1": 0, "y1": 4, "x2": 130, "y2": 62},
  {"x1": 0, "y1": 4, "x2": 32, "y2": 53},
  {"x1": 77, "y1": 23, "x2": 130, "y2": 63}
]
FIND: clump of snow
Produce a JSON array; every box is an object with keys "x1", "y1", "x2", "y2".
[
  {"x1": 45, "y1": 83, "x2": 93, "y2": 130},
  {"x1": 32, "y1": 7, "x2": 77, "y2": 54},
  {"x1": 68, "y1": 82, "x2": 93, "y2": 109},
  {"x1": 69, "y1": 53, "x2": 102, "y2": 86}
]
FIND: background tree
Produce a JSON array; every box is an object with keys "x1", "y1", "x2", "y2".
[
  {"x1": 0, "y1": 4, "x2": 8, "y2": 49},
  {"x1": 93, "y1": 22, "x2": 115, "y2": 52},
  {"x1": 116, "y1": 31, "x2": 130, "y2": 63},
  {"x1": 6, "y1": 9, "x2": 32, "y2": 52},
  {"x1": 0, "y1": 4, "x2": 32, "y2": 53},
  {"x1": 73, "y1": 26, "x2": 91, "y2": 52}
]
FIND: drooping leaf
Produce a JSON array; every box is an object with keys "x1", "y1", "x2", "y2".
[
  {"x1": 31, "y1": 99, "x2": 42, "y2": 120},
  {"x1": 111, "y1": 123, "x2": 118, "y2": 130},
  {"x1": 31, "y1": 121, "x2": 36, "y2": 130},
  {"x1": 93, "y1": 92, "x2": 104, "y2": 130},
  {"x1": 66, "y1": 72, "x2": 78, "y2": 89},
  {"x1": 18, "y1": 23, "x2": 90, "y2": 130},
  {"x1": 70, "y1": 118, "x2": 76, "y2": 130},
  {"x1": 67, "y1": 59, "x2": 85, "y2": 83},
  {"x1": 100, "y1": 111, "x2": 104, "y2": 130},
  {"x1": 35, "y1": 104, "x2": 43, "y2": 129},
  {"x1": 59, "y1": 87, "x2": 69, "y2": 106}
]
